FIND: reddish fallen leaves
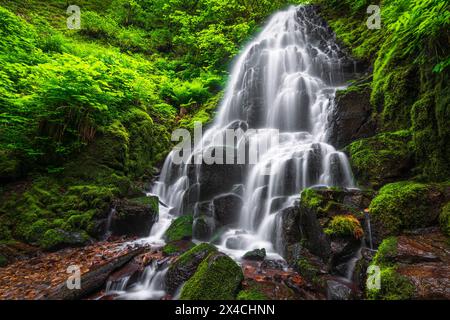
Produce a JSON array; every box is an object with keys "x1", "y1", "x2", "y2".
[{"x1": 0, "y1": 239, "x2": 147, "y2": 300}]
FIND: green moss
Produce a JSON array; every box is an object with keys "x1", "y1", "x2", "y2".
[
  {"x1": 439, "y1": 202, "x2": 450, "y2": 237},
  {"x1": 296, "y1": 257, "x2": 320, "y2": 284},
  {"x1": 367, "y1": 266, "x2": 415, "y2": 300},
  {"x1": 367, "y1": 236, "x2": 414, "y2": 300},
  {"x1": 129, "y1": 196, "x2": 159, "y2": 213},
  {"x1": 180, "y1": 252, "x2": 244, "y2": 300},
  {"x1": 372, "y1": 237, "x2": 398, "y2": 266},
  {"x1": 176, "y1": 242, "x2": 217, "y2": 267},
  {"x1": 237, "y1": 288, "x2": 268, "y2": 300},
  {"x1": 348, "y1": 131, "x2": 413, "y2": 188},
  {"x1": 39, "y1": 228, "x2": 90, "y2": 250},
  {"x1": 164, "y1": 215, "x2": 194, "y2": 243},
  {"x1": 324, "y1": 215, "x2": 364, "y2": 240},
  {"x1": 369, "y1": 181, "x2": 444, "y2": 236},
  {"x1": 0, "y1": 254, "x2": 8, "y2": 267},
  {"x1": 300, "y1": 188, "x2": 324, "y2": 209}
]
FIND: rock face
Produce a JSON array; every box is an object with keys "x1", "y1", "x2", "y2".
[
  {"x1": 165, "y1": 243, "x2": 217, "y2": 295},
  {"x1": 110, "y1": 196, "x2": 159, "y2": 238},
  {"x1": 328, "y1": 85, "x2": 377, "y2": 150}
]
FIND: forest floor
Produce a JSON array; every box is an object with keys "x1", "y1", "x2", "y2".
[{"x1": 0, "y1": 238, "x2": 146, "y2": 300}]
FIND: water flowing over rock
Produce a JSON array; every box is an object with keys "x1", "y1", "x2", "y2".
[{"x1": 152, "y1": 5, "x2": 357, "y2": 260}]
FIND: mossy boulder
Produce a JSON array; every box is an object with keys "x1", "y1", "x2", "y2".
[
  {"x1": 180, "y1": 252, "x2": 244, "y2": 300},
  {"x1": 369, "y1": 181, "x2": 450, "y2": 242},
  {"x1": 164, "y1": 215, "x2": 194, "y2": 243},
  {"x1": 347, "y1": 130, "x2": 413, "y2": 189},
  {"x1": 165, "y1": 243, "x2": 217, "y2": 294}
]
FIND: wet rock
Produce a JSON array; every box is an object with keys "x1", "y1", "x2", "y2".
[
  {"x1": 111, "y1": 196, "x2": 159, "y2": 238},
  {"x1": 326, "y1": 280, "x2": 353, "y2": 300},
  {"x1": 212, "y1": 193, "x2": 243, "y2": 227},
  {"x1": 192, "y1": 215, "x2": 214, "y2": 241},
  {"x1": 243, "y1": 248, "x2": 266, "y2": 261}
]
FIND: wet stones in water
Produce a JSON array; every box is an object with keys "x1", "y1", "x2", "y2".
[
  {"x1": 242, "y1": 248, "x2": 266, "y2": 261},
  {"x1": 326, "y1": 280, "x2": 353, "y2": 300}
]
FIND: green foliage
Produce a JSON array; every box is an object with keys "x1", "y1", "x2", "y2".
[
  {"x1": 372, "y1": 236, "x2": 398, "y2": 266},
  {"x1": 367, "y1": 266, "x2": 415, "y2": 300},
  {"x1": 180, "y1": 252, "x2": 244, "y2": 300},
  {"x1": 164, "y1": 215, "x2": 194, "y2": 243},
  {"x1": 319, "y1": 0, "x2": 450, "y2": 181},
  {"x1": 300, "y1": 188, "x2": 324, "y2": 209},
  {"x1": 324, "y1": 215, "x2": 364, "y2": 240}
]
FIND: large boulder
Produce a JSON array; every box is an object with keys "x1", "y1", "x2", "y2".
[
  {"x1": 212, "y1": 193, "x2": 243, "y2": 227},
  {"x1": 111, "y1": 196, "x2": 159, "y2": 238},
  {"x1": 179, "y1": 252, "x2": 244, "y2": 300},
  {"x1": 165, "y1": 243, "x2": 217, "y2": 294}
]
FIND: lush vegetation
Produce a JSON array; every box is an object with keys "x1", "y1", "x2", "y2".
[
  {"x1": 318, "y1": 0, "x2": 449, "y2": 181},
  {"x1": 0, "y1": 0, "x2": 300, "y2": 248}
]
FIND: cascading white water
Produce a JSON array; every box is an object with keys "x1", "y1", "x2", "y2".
[
  {"x1": 152, "y1": 5, "x2": 356, "y2": 260},
  {"x1": 114, "y1": 5, "x2": 358, "y2": 300}
]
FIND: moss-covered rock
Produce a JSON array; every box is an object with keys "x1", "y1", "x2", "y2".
[
  {"x1": 39, "y1": 229, "x2": 91, "y2": 251},
  {"x1": 347, "y1": 131, "x2": 413, "y2": 189},
  {"x1": 369, "y1": 181, "x2": 449, "y2": 241},
  {"x1": 324, "y1": 215, "x2": 364, "y2": 240},
  {"x1": 164, "y1": 215, "x2": 194, "y2": 243},
  {"x1": 0, "y1": 254, "x2": 8, "y2": 267},
  {"x1": 165, "y1": 243, "x2": 217, "y2": 294},
  {"x1": 367, "y1": 237, "x2": 414, "y2": 300},
  {"x1": 110, "y1": 196, "x2": 159, "y2": 237},
  {"x1": 439, "y1": 202, "x2": 450, "y2": 237},
  {"x1": 180, "y1": 252, "x2": 244, "y2": 300}
]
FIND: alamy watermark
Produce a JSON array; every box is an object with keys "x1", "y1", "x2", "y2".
[
  {"x1": 67, "y1": 5, "x2": 81, "y2": 30},
  {"x1": 367, "y1": 5, "x2": 381, "y2": 29},
  {"x1": 66, "y1": 265, "x2": 81, "y2": 290}
]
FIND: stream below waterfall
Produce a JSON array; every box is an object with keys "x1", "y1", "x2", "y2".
[{"x1": 107, "y1": 5, "x2": 363, "y2": 300}]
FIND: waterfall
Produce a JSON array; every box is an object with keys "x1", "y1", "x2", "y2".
[
  {"x1": 151, "y1": 5, "x2": 355, "y2": 260},
  {"x1": 112, "y1": 4, "x2": 359, "y2": 300}
]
